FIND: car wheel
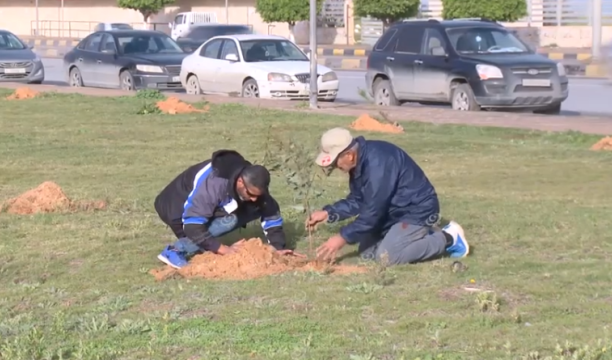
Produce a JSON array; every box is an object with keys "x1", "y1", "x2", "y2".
[
  {"x1": 373, "y1": 78, "x2": 400, "y2": 106},
  {"x1": 451, "y1": 83, "x2": 480, "y2": 111},
  {"x1": 242, "y1": 79, "x2": 259, "y2": 98},
  {"x1": 533, "y1": 103, "x2": 561, "y2": 115},
  {"x1": 120, "y1": 71, "x2": 134, "y2": 91},
  {"x1": 186, "y1": 75, "x2": 201, "y2": 95},
  {"x1": 69, "y1": 67, "x2": 84, "y2": 87}
]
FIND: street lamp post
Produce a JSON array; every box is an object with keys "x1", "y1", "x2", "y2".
[
  {"x1": 592, "y1": 0, "x2": 602, "y2": 59},
  {"x1": 308, "y1": 0, "x2": 318, "y2": 109}
]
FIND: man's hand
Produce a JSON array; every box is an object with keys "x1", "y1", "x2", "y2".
[
  {"x1": 216, "y1": 240, "x2": 246, "y2": 255},
  {"x1": 306, "y1": 210, "x2": 329, "y2": 230},
  {"x1": 316, "y1": 234, "x2": 347, "y2": 261},
  {"x1": 267, "y1": 245, "x2": 307, "y2": 258}
]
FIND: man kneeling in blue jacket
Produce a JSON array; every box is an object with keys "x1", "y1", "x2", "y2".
[{"x1": 307, "y1": 128, "x2": 469, "y2": 265}]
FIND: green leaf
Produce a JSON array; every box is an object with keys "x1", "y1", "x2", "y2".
[
  {"x1": 353, "y1": 0, "x2": 419, "y2": 27},
  {"x1": 117, "y1": 0, "x2": 175, "y2": 21},
  {"x1": 442, "y1": 0, "x2": 527, "y2": 22},
  {"x1": 256, "y1": 0, "x2": 323, "y2": 27}
]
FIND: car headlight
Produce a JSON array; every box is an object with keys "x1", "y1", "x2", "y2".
[
  {"x1": 556, "y1": 62, "x2": 566, "y2": 77},
  {"x1": 267, "y1": 72, "x2": 292, "y2": 82},
  {"x1": 475, "y1": 64, "x2": 503, "y2": 80},
  {"x1": 321, "y1": 71, "x2": 337, "y2": 82},
  {"x1": 136, "y1": 65, "x2": 163, "y2": 73}
]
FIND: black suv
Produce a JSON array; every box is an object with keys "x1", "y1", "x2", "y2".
[{"x1": 365, "y1": 18, "x2": 569, "y2": 114}]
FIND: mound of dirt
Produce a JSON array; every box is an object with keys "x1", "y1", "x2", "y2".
[
  {"x1": 590, "y1": 136, "x2": 612, "y2": 151},
  {"x1": 156, "y1": 96, "x2": 210, "y2": 114},
  {"x1": 6, "y1": 87, "x2": 39, "y2": 100},
  {"x1": 350, "y1": 114, "x2": 404, "y2": 133},
  {"x1": 2, "y1": 181, "x2": 106, "y2": 215},
  {"x1": 150, "y1": 238, "x2": 367, "y2": 281}
]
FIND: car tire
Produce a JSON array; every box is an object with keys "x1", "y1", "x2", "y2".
[
  {"x1": 373, "y1": 78, "x2": 400, "y2": 106},
  {"x1": 533, "y1": 103, "x2": 561, "y2": 115},
  {"x1": 242, "y1": 79, "x2": 259, "y2": 98},
  {"x1": 451, "y1": 83, "x2": 480, "y2": 111},
  {"x1": 186, "y1": 74, "x2": 201, "y2": 95},
  {"x1": 69, "y1": 67, "x2": 84, "y2": 87},
  {"x1": 120, "y1": 71, "x2": 134, "y2": 91}
]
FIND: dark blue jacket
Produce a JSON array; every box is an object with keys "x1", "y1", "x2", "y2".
[{"x1": 323, "y1": 136, "x2": 440, "y2": 245}]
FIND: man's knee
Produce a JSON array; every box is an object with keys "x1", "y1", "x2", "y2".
[{"x1": 208, "y1": 214, "x2": 239, "y2": 237}]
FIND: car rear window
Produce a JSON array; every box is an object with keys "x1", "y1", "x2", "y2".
[{"x1": 374, "y1": 28, "x2": 398, "y2": 51}]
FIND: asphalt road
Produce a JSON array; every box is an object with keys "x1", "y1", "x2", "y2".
[{"x1": 42, "y1": 58, "x2": 612, "y2": 116}]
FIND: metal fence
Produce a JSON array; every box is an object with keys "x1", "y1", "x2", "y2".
[
  {"x1": 542, "y1": 0, "x2": 612, "y2": 26},
  {"x1": 29, "y1": 20, "x2": 170, "y2": 38}
]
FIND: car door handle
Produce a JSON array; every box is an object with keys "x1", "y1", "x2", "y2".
[
  {"x1": 414, "y1": 59, "x2": 423, "y2": 64},
  {"x1": 386, "y1": 56, "x2": 395, "y2": 61},
  {"x1": 77, "y1": 58, "x2": 83, "y2": 62}
]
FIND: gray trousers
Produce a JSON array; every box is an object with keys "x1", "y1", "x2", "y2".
[{"x1": 359, "y1": 222, "x2": 447, "y2": 265}]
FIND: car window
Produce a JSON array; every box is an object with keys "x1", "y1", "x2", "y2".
[
  {"x1": 0, "y1": 31, "x2": 27, "y2": 50},
  {"x1": 220, "y1": 40, "x2": 239, "y2": 60},
  {"x1": 200, "y1": 39, "x2": 223, "y2": 58},
  {"x1": 374, "y1": 28, "x2": 397, "y2": 52},
  {"x1": 394, "y1": 26, "x2": 424, "y2": 53},
  {"x1": 174, "y1": 15, "x2": 185, "y2": 24},
  {"x1": 421, "y1": 28, "x2": 447, "y2": 55},
  {"x1": 186, "y1": 26, "x2": 252, "y2": 40},
  {"x1": 239, "y1": 39, "x2": 308, "y2": 62},
  {"x1": 101, "y1": 34, "x2": 117, "y2": 53},
  {"x1": 446, "y1": 27, "x2": 528, "y2": 54},
  {"x1": 84, "y1": 33, "x2": 103, "y2": 52},
  {"x1": 117, "y1": 34, "x2": 183, "y2": 54}
]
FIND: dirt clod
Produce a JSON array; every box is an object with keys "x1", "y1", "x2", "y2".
[
  {"x1": 150, "y1": 238, "x2": 367, "y2": 281},
  {"x1": 590, "y1": 136, "x2": 612, "y2": 151},
  {"x1": 2, "y1": 181, "x2": 106, "y2": 215},
  {"x1": 350, "y1": 114, "x2": 404, "y2": 133},
  {"x1": 156, "y1": 96, "x2": 210, "y2": 114},
  {"x1": 6, "y1": 87, "x2": 39, "y2": 100}
]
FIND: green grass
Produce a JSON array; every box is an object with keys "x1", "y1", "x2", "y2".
[{"x1": 1, "y1": 90, "x2": 612, "y2": 360}]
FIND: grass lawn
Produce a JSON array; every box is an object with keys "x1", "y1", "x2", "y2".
[{"x1": 1, "y1": 89, "x2": 612, "y2": 360}]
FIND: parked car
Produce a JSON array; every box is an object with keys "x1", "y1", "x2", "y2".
[
  {"x1": 93, "y1": 23, "x2": 133, "y2": 31},
  {"x1": 366, "y1": 18, "x2": 568, "y2": 114},
  {"x1": 180, "y1": 34, "x2": 338, "y2": 101},
  {"x1": 170, "y1": 12, "x2": 217, "y2": 40},
  {"x1": 63, "y1": 30, "x2": 187, "y2": 91},
  {"x1": 0, "y1": 29, "x2": 44, "y2": 84},
  {"x1": 176, "y1": 24, "x2": 253, "y2": 53}
]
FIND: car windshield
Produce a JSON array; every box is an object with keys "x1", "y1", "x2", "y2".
[
  {"x1": 239, "y1": 39, "x2": 308, "y2": 62},
  {"x1": 186, "y1": 26, "x2": 252, "y2": 40},
  {"x1": 446, "y1": 27, "x2": 529, "y2": 54},
  {"x1": 116, "y1": 34, "x2": 183, "y2": 54},
  {"x1": 110, "y1": 23, "x2": 133, "y2": 30},
  {"x1": 0, "y1": 32, "x2": 27, "y2": 50}
]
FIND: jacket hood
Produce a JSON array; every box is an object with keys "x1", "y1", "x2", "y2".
[{"x1": 211, "y1": 150, "x2": 251, "y2": 179}]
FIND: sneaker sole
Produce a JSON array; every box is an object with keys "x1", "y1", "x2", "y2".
[
  {"x1": 450, "y1": 221, "x2": 470, "y2": 257},
  {"x1": 157, "y1": 254, "x2": 183, "y2": 269}
]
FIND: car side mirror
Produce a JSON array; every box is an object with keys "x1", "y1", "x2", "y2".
[
  {"x1": 431, "y1": 46, "x2": 447, "y2": 57},
  {"x1": 225, "y1": 53, "x2": 239, "y2": 62}
]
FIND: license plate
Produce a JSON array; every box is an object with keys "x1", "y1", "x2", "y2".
[
  {"x1": 172, "y1": 76, "x2": 180, "y2": 82},
  {"x1": 4, "y1": 68, "x2": 26, "y2": 74},
  {"x1": 522, "y1": 78, "x2": 551, "y2": 87}
]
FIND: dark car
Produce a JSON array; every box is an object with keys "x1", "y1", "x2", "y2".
[
  {"x1": 366, "y1": 18, "x2": 569, "y2": 114},
  {"x1": 0, "y1": 29, "x2": 45, "y2": 84},
  {"x1": 63, "y1": 30, "x2": 187, "y2": 91},
  {"x1": 176, "y1": 24, "x2": 253, "y2": 53}
]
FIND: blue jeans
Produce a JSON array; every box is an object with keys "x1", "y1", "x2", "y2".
[{"x1": 172, "y1": 214, "x2": 244, "y2": 255}]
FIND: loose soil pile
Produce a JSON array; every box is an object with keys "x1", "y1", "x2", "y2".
[
  {"x1": 156, "y1": 97, "x2": 210, "y2": 114},
  {"x1": 590, "y1": 136, "x2": 612, "y2": 151},
  {"x1": 350, "y1": 114, "x2": 404, "y2": 133},
  {"x1": 2, "y1": 181, "x2": 106, "y2": 215},
  {"x1": 6, "y1": 87, "x2": 39, "y2": 100},
  {"x1": 150, "y1": 238, "x2": 367, "y2": 281}
]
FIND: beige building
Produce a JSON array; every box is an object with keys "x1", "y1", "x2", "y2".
[{"x1": 0, "y1": 0, "x2": 354, "y2": 44}]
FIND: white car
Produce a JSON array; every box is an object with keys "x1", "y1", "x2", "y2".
[{"x1": 179, "y1": 34, "x2": 339, "y2": 101}]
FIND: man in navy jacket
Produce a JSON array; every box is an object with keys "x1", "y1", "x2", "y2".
[{"x1": 307, "y1": 128, "x2": 469, "y2": 265}]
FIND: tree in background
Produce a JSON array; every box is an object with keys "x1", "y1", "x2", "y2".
[
  {"x1": 442, "y1": 0, "x2": 527, "y2": 22},
  {"x1": 256, "y1": 0, "x2": 322, "y2": 41},
  {"x1": 353, "y1": 0, "x2": 420, "y2": 29},
  {"x1": 117, "y1": 0, "x2": 175, "y2": 24}
]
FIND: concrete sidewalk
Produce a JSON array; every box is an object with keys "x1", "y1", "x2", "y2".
[{"x1": 1, "y1": 82, "x2": 612, "y2": 136}]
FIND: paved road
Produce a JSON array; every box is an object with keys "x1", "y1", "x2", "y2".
[{"x1": 42, "y1": 58, "x2": 612, "y2": 117}]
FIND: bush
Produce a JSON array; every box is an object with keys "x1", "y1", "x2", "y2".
[{"x1": 442, "y1": 0, "x2": 527, "y2": 22}]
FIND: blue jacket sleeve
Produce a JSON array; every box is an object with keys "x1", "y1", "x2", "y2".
[
  {"x1": 182, "y1": 177, "x2": 224, "y2": 252},
  {"x1": 322, "y1": 189, "x2": 361, "y2": 222},
  {"x1": 339, "y1": 164, "x2": 398, "y2": 245}
]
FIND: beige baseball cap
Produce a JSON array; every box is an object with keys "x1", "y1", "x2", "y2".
[{"x1": 315, "y1": 128, "x2": 354, "y2": 167}]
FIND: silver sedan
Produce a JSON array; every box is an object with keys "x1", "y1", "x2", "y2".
[{"x1": 0, "y1": 30, "x2": 45, "y2": 84}]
